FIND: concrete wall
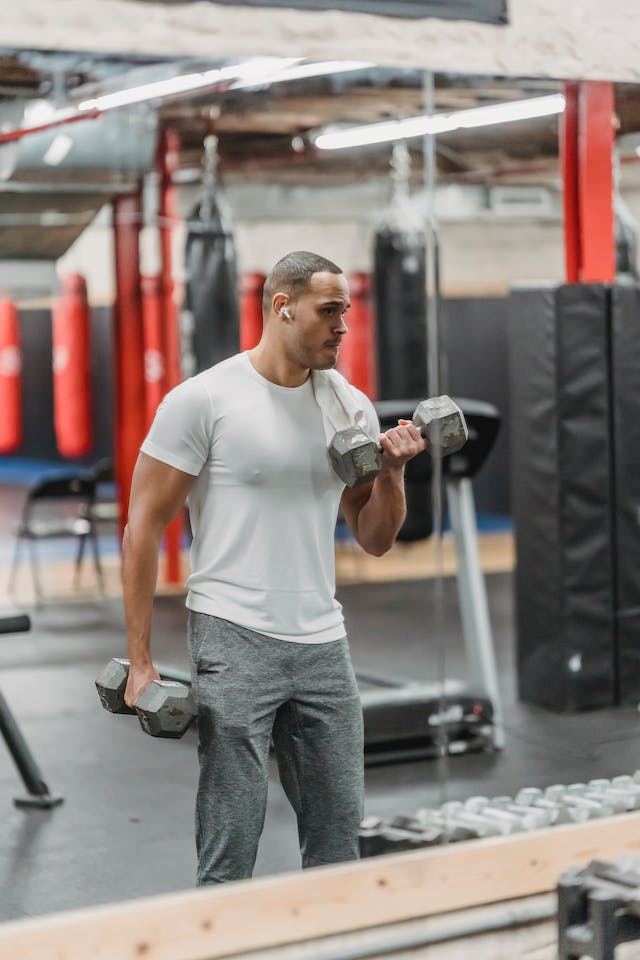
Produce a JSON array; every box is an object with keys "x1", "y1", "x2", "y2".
[
  {"x1": 58, "y1": 219, "x2": 564, "y2": 303},
  {"x1": 4, "y1": 0, "x2": 640, "y2": 83},
  {"x1": 56, "y1": 190, "x2": 569, "y2": 302},
  {"x1": 58, "y1": 169, "x2": 640, "y2": 302}
]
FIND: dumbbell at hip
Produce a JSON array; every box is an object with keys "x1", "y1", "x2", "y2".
[
  {"x1": 95, "y1": 658, "x2": 197, "y2": 739},
  {"x1": 330, "y1": 395, "x2": 468, "y2": 488}
]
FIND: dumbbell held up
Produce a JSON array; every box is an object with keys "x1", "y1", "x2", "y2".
[
  {"x1": 330, "y1": 395, "x2": 468, "y2": 488},
  {"x1": 95, "y1": 658, "x2": 197, "y2": 739}
]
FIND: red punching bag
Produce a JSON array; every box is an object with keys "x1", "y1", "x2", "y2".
[
  {"x1": 339, "y1": 273, "x2": 376, "y2": 398},
  {"x1": 52, "y1": 274, "x2": 93, "y2": 458},
  {"x1": 0, "y1": 299, "x2": 22, "y2": 453},
  {"x1": 240, "y1": 273, "x2": 265, "y2": 351}
]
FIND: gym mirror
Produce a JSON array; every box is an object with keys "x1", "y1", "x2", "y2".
[{"x1": 0, "y1": 34, "x2": 639, "y2": 919}]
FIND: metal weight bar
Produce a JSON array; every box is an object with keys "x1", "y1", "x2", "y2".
[{"x1": 0, "y1": 614, "x2": 31, "y2": 635}]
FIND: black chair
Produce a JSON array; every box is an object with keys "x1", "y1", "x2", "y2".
[
  {"x1": 75, "y1": 459, "x2": 119, "y2": 580},
  {"x1": 9, "y1": 473, "x2": 102, "y2": 604},
  {"x1": 86, "y1": 458, "x2": 118, "y2": 522}
]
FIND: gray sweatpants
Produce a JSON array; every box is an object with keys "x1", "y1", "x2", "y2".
[{"x1": 188, "y1": 611, "x2": 364, "y2": 885}]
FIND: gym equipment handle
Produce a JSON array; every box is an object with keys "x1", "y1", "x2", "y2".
[{"x1": 0, "y1": 614, "x2": 31, "y2": 635}]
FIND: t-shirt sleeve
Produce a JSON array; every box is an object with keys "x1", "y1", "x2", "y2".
[{"x1": 140, "y1": 378, "x2": 212, "y2": 477}]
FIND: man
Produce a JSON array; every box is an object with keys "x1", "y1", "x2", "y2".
[{"x1": 122, "y1": 250, "x2": 425, "y2": 885}]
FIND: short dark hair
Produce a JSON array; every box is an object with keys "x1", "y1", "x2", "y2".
[{"x1": 262, "y1": 251, "x2": 343, "y2": 312}]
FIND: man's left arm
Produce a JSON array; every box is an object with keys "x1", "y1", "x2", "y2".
[{"x1": 340, "y1": 419, "x2": 425, "y2": 556}]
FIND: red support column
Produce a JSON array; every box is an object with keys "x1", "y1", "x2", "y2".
[
  {"x1": 578, "y1": 82, "x2": 615, "y2": 282},
  {"x1": 158, "y1": 128, "x2": 183, "y2": 584},
  {"x1": 113, "y1": 191, "x2": 146, "y2": 540},
  {"x1": 240, "y1": 273, "x2": 265, "y2": 351},
  {"x1": 338, "y1": 273, "x2": 376, "y2": 399},
  {"x1": 561, "y1": 81, "x2": 615, "y2": 283}
]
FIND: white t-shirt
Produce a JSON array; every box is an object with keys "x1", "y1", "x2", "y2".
[{"x1": 141, "y1": 352, "x2": 379, "y2": 643}]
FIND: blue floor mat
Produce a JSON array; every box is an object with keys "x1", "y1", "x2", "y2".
[
  {"x1": 0, "y1": 458, "x2": 87, "y2": 486},
  {"x1": 0, "y1": 535, "x2": 120, "y2": 566}
]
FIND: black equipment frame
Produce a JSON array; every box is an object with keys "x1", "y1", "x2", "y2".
[{"x1": 0, "y1": 614, "x2": 64, "y2": 809}]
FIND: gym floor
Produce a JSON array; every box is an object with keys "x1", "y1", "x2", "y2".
[{"x1": 1, "y1": 482, "x2": 639, "y2": 923}]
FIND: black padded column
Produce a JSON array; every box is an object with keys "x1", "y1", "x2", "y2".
[{"x1": 509, "y1": 284, "x2": 616, "y2": 711}]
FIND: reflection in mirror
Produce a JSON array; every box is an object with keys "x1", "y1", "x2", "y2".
[
  {"x1": 353, "y1": 74, "x2": 640, "y2": 860},
  {"x1": 1, "y1": 44, "x2": 640, "y2": 929}
]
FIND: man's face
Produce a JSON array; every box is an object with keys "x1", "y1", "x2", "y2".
[{"x1": 284, "y1": 271, "x2": 350, "y2": 371}]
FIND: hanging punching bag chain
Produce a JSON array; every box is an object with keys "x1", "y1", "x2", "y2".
[
  {"x1": 390, "y1": 141, "x2": 411, "y2": 208},
  {"x1": 200, "y1": 134, "x2": 219, "y2": 225}
]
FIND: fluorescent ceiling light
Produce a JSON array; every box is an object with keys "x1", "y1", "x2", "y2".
[
  {"x1": 77, "y1": 58, "x2": 369, "y2": 111},
  {"x1": 77, "y1": 58, "x2": 301, "y2": 112},
  {"x1": 231, "y1": 60, "x2": 371, "y2": 89},
  {"x1": 314, "y1": 93, "x2": 566, "y2": 151}
]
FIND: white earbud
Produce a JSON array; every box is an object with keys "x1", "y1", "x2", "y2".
[{"x1": 281, "y1": 307, "x2": 292, "y2": 320}]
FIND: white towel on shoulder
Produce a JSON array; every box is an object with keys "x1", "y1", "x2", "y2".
[{"x1": 311, "y1": 369, "x2": 371, "y2": 446}]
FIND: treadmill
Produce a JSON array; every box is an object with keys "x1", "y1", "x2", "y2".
[{"x1": 358, "y1": 397, "x2": 503, "y2": 766}]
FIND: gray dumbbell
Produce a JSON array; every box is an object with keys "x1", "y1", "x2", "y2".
[
  {"x1": 579, "y1": 780, "x2": 640, "y2": 812},
  {"x1": 135, "y1": 681, "x2": 197, "y2": 739},
  {"x1": 95, "y1": 657, "x2": 135, "y2": 715},
  {"x1": 329, "y1": 395, "x2": 468, "y2": 488},
  {"x1": 436, "y1": 800, "x2": 510, "y2": 837},
  {"x1": 545, "y1": 784, "x2": 614, "y2": 820},
  {"x1": 358, "y1": 815, "x2": 442, "y2": 857},
  {"x1": 415, "y1": 808, "x2": 474, "y2": 843},
  {"x1": 612, "y1": 776, "x2": 640, "y2": 801},
  {"x1": 95, "y1": 657, "x2": 197, "y2": 739},
  {"x1": 486, "y1": 795, "x2": 553, "y2": 830}
]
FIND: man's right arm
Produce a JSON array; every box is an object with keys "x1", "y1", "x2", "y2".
[{"x1": 122, "y1": 452, "x2": 195, "y2": 707}]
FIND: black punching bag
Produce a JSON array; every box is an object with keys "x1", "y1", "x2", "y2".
[
  {"x1": 373, "y1": 144, "x2": 428, "y2": 401},
  {"x1": 374, "y1": 229, "x2": 427, "y2": 400},
  {"x1": 184, "y1": 135, "x2": 239, "y2": 374}
]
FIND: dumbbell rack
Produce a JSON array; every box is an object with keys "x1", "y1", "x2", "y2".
[
  {"x1": 359, "y1": 773, "x2": 640, "y2": 858},
  {"x1": 0, "y1": 613, "x2": 64, "y2": 809}
]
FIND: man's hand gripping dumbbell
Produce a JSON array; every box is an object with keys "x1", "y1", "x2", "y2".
[
  {"x1": 330, "y1": 395, "x2": 468, "y2": 488},
  {"x1": 95, "y1": 658, "x2": 197, "y2": 739}
]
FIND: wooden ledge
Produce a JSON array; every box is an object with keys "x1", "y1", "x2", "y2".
[{"x1": 2, "y1": 812, "x2": 640, "y2": 959}]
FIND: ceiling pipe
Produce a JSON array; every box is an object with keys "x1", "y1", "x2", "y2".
[
  {"x1": 0, "y1": 59, "x2": 274, "y2": 144},
  {"x1": 0, "y1": 58, "x2": 370, "y2": 145},
  {"x1": 0, "y1": 108, "x2": 102, "y2": 144}
]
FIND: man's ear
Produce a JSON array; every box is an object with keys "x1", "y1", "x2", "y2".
[{"x1": 273, "y1": 293, "x2": 291, "y2": 318}]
